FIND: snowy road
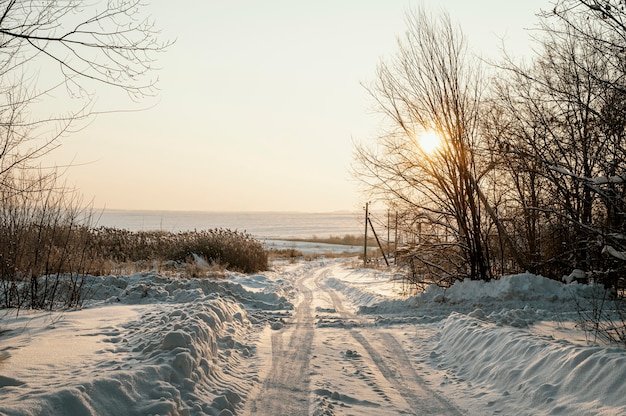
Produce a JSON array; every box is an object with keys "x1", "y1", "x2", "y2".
[
  {"x1": 245, "y1": 263, "x2": 315, "y2": 414},
  {"x1": 244, "y1": 262, "x2": 462, "y2": 416},
  {"x1": 2, "y1": 258, "x2": 626, "y2": 415}
]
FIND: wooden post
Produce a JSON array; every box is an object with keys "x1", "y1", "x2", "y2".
[
  {"x1": 387, "y1": 209, "x2": 390, "y2": 259},
  {"x1": 368, "y1": 215, "x2": 390, "y2": 267},
  {"x1": 394, "y1": 211, "x2": 398, "y2": 265},
  {"x1": 363, "y1": 202, "x2": 369, "y2": 267}
]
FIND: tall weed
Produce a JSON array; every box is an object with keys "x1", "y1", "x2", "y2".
[{"x1": 0, "y1": 194, "x2": 268, "y2": 310}]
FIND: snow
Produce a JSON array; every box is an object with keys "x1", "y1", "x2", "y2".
[
  {"x1": 263, "y1": 239, "x2": 365, "y2": 255},
  {"x1": 590, "y1": 175, "x2": 626, "y2": 185},
  {"x1": 602, "y1": 245, "x2": 626, "y2": 262},
  {"x1": 1, "y1": 258, "x2": 625, "y2": 415}
]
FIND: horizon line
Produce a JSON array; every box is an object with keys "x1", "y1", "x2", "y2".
[{"x1": 93, "y1": 208, "x2": 362, "y2": 215}]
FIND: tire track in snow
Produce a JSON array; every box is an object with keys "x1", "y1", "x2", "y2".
[
  {"x1": 244, "y1": 264, "x2": 317, "y2": 415},
  {"x1": 315, "y1": 268, "x2": 463, "y2": 415},
  {"x1": 350, "y1": 331, "x2": 463, "y2": 415}
]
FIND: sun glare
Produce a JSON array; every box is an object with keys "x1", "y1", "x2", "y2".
[{"x1": 418, "y1": 130, "x2": 442, "y2": 154}]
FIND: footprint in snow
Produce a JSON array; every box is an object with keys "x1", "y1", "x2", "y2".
[{"x1": 343, "y1": 349, "x2": 360, "y2": 358}]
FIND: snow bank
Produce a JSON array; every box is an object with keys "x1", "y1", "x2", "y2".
[
  {"x1": 323, "y1": 265, "x2": 414, "y2": 314},
  {"x1": 418, "y1": 272, "x2": 588, "y2": 303},
  {"x1": 325, "y1": 277, "x2": 390, "y2": 308},
  {"x1": 355, "y1": 272, "x2": 596, "y2": 321},
  {"x1": 0, "y1": 269, "x2": 295, "y2": 416},
  {"x1": 0, "y1": 295, "x2": 252, "y2": 416},
  {"x1": 87, "y1": 271, "x2": 292, "y2": 311},
  {"x1": 437, "y1": 312, "x2": 626, "y2": 415},
  {"x1": 311, "y1": 260, "x2": 626, "y2": 414}
]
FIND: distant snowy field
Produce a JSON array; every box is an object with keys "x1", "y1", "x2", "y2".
[
  {"x1": 95, "y1": 210, "x2": 363, "y2": 239},
  {"x1": 1, "y1": 258, "x2": 625, "y2": 415},
  {"x1": 263, "y1": 239, "x2": 364, "y2": 254},
  {"x1": 96, "y1": 210, "x2": 368, "y2": 255}
]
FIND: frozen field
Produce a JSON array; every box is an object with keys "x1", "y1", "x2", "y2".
[{"x1": 95, "y1": 210, "x2": 363, "y2": 240}]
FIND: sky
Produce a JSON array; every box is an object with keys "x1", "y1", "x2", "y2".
[{"x1": 49, "y1": 0, "x2": 548, "y2": 213}]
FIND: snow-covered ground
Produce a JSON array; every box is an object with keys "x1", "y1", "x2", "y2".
[
  {"x1": 262, "y1": 239, "x2": 365, "y2": 255},
  {"x1": 1, "y1": 258, "x2": 625, "y2": 415}
]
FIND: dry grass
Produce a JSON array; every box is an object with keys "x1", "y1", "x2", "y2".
[
  {"x1": 87, "y1": 227, "x2": 268, "y2": 274},
  {"x1": 267, "y1": 248, "x2": 305, "y2": 262},
  {"x1": 0, "y1": 222, "x2": 269, "y2": 310}
]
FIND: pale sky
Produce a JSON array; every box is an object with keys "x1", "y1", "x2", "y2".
[{"x1": 50, "y1": 0, "x2": 548, "y2": 212}]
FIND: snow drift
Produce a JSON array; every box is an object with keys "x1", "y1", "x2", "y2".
[{"x1": 0, "y1": 271, "x2": 292, "y2": 416}]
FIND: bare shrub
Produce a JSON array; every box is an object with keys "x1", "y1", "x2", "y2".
[
  {"x1": 0, "y1": 173, "x2": 97, "y2": 310},
  {"x1": 573, "y1": 284, "x2": 626, "y2": 347},
  {"x1": 268, "y1": 248, "x2": 305, "y2": 262},
  {"x1": 0, "y1": 214, "x2": 269, "y2": 310},
  {"x1": 86, "y1": 228, "x2": 269, "y2": 275}
]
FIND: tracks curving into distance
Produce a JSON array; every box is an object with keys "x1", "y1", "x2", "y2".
[{"x1": 245, "y1": 260, "x2": 462, "y2": 416}]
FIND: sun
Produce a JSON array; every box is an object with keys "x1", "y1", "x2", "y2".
[{"x1": 417, "y1": 130, "x2": 442, "y2": 154}]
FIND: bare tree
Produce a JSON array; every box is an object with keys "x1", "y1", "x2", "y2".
[
  {"x1": 0, "y1": 0, "x2": 170, "y2": 187},
  {"x1": 355, "y1": 7, "x2": 495, "y2": 281},
  {"x1": 485, "y1": 1, "x2": 626, "y2": 284},
  {"x1": 482, "y1": 73, "x2": 554, "y2": 275},
  {"x1": 0, "y1": 0, "x2": 167, "y2": 98},
  {"x1": 0, "y1": 1, "x2": 170, "y2": 310},
  {"x1": 545, "y1": 1, "x2": 626, "y2": 233},
  {"x1": 547, "y1": 1, "x2": 626, "y2": 92}
]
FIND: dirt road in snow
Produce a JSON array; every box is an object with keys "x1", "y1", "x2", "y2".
[{"x1": 244, "y1": 261, "x2": 462, "y2": 416}]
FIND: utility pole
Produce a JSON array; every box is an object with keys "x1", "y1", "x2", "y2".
[
  {"x1": 387, "y1": 209, "x2": 390, "y2": 259},
  {"x1": 394, "y1": 211, "x2": 398, "y2": 265},
  {"x1": 368, "y1": 215, "x2": 390, "y2": 267},
  {"x1": 363, "y1": 202, "x2": 369, "y2": 267}
]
